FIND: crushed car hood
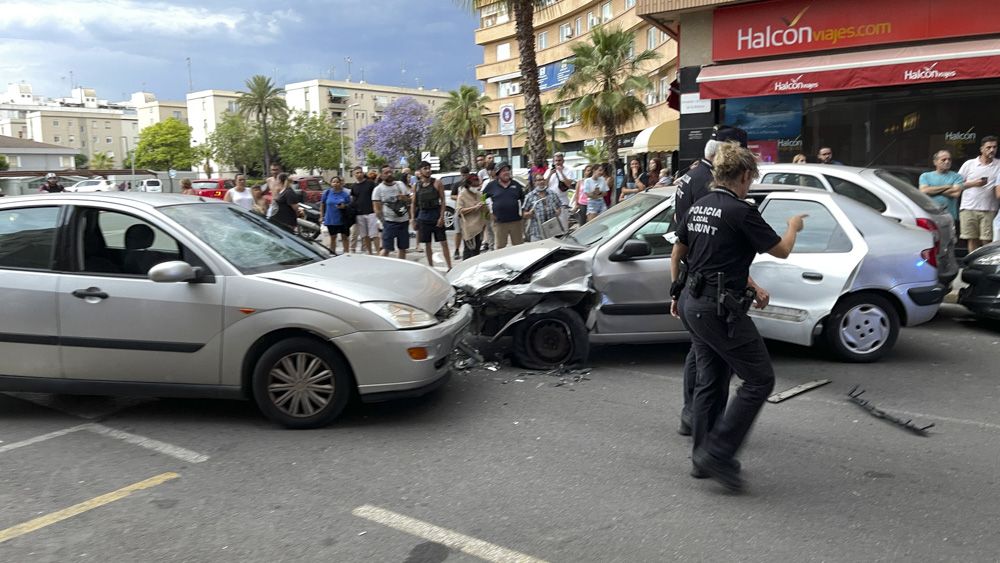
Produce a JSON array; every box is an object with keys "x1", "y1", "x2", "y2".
[
  {"x1": 447, "y1": 238, "x2": 583, "y2": 294},
  {"x1": 260, "y1": 255, "x2": 452, "y2": 313},
  {"x1": 447, "y1": 238, "x2": 593, "y2": 312}
]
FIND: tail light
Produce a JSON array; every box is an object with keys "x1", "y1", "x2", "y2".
[{"x1": 915, "y1": 218, "x2": 939, "y2": 268}]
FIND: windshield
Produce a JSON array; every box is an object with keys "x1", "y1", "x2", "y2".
[
  {"x1": 566, "y1": 194, "x2": 664, "y2": 247},
  {"x1": 161, "y1": 203, "x2": 328, "y2": 274},
  {"x1": 874, "y1": 169, "x2": 946, "y2": 214}
]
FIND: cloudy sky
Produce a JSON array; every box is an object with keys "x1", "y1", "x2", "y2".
[{"x1": 0, "y1": 0, "x2": 481, "y2": 102}]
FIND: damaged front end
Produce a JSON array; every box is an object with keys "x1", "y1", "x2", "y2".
[{"x1": 447, "y1": 241, "x2": 596, "y2": 341}]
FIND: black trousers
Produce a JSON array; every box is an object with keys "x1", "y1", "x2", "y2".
[
  {"x1": 462, "y1": 233, "x2": 483, "y2": 260},
  {"x1": 680, "y1": 289, "x2": 775, "y2": 462},
  {"x1": 680, "y1": 308, "x2": 730, "y2": 433}
]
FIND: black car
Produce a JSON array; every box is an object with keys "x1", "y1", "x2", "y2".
[{"x1": 958, "y1": 242, "x2": 1000, "y2": 320}]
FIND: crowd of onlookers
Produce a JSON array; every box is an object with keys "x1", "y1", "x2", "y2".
[{"x1": 26, "y1": 136, "x2": 998, "y2": 263}]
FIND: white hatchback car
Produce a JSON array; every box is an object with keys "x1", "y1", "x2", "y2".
[
  {"x1": 755, "y1": 164, "x2": 958, "y2": 285},
  {"x1": 137, "y1": 179, "x2": 162, "y2": 192},
  {"x1": 66, "y1": 178, "x2": 115, "y2": 192}
]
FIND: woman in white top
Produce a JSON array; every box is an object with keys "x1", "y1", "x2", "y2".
[{"x1": 224, "y1": 174, "x2": 255, "y2": 211}]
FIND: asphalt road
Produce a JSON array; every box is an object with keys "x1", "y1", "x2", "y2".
[{"x1": 2, "y1": 303, "x2": 999, "y2": 562}]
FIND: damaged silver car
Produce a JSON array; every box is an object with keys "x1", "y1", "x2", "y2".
[{"x1": 448, "y1": 187, "x2": 945, "y2": 369}]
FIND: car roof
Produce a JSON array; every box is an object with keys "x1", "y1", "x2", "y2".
[{"x1": 0, "y1": 192, "x2": 225, "y2": 209}]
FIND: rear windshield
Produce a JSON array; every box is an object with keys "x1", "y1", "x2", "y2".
[{"x1": 874, "y1": 169, "x2": 946, "y2": 214}]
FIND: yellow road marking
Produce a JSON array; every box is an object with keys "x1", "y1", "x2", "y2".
[{"x1": 0, "y1": 472, "x2": 179, "y2": 545}]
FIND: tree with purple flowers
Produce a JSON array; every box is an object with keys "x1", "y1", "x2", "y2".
[{"x1": 354, "y1": 97, "x2": 432, "y2": 168}]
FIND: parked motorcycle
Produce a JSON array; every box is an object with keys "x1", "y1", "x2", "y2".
[{"x1": 296, "y1": 203, "x2": 322, "y2": 241}]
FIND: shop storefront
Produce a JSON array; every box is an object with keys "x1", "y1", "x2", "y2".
[{"x1": 641, "y1": 0, "x2": 1000, "y2": 167}]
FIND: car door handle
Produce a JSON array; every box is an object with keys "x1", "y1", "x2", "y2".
[
  {"x1": 72, "y1": 287, "x2": 109, "y2": 300},
  {"x1": 802, "y1": 272, "x2": 823, "y2": 281}
]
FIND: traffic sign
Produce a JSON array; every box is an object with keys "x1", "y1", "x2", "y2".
[
  {"x1": 168, "y1": 168, "x2": 177, "y2": 179},
  {"x1": 498, "y1": 104, "x2": 516, "y2": 136}
]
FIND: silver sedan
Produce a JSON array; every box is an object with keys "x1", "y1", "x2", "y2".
[
  {"x1": 0, "y1": 193, "x2": 470, "y2": 428},
  {"x1": 449, "y1": 186, "x2": 944, "y2": 367}
]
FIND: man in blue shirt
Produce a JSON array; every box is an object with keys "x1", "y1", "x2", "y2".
[
  {"x1": 484, "y1": 162, "x2": 525, "y2": 249},
  {"x1": 919, "y1": 150, "x2": 964, "y2": 222},
  {"x1": 319, "y1": 176, "x2": 353, "y2": 255}
]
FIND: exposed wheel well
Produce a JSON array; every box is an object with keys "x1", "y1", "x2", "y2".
[{"x1": 240, "y1": 329, "x2": 357, "y2": 397}]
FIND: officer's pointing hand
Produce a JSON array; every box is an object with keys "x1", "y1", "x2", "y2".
[{"x1": 788, "y1": 214, "x2": 807, "y2": 232}]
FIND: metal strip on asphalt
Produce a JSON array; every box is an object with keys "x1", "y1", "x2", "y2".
[
  {"x1": 0, "y1": 472, "x2": 179, "y2": 545},
  {"x1": 353, "y1": 504, "x2": 549, "y2": 563},
  {"x1": 802, "y1": 397, "x2": 1000, "y2": 432},
  {"x1": 0, "y1": 424, "x2": 91, "y2": 454}
]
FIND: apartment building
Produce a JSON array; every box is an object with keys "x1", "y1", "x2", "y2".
[
  {"x1": 133, "y1": 92, "x2": 188, "y2": 131},
  {"x1": 475, "y1": 0, "x2": 680, "y2": 168},
  {"x1": 186, "y1": 89, "x2": 240, "y2": 173},
  {"x1": 284, "y1": 79, "x2": 451, "y2": 164},
  {"x1": 0, "y1": 84, "x2": 138, "y2": 168}
]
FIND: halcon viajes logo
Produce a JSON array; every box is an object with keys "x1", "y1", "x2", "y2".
[
  {"x1": 735, "y1": 5, "x2": 892, "y2": 52},
  {"x1": 773, "y1": 75, "x2": 820, "y2": 92},
  {"x1": 903, "y1": 63, "x2": 957, "y2": 81},
  {"x1": 944, "y1": 127, "x2": 976, "y2": 142}
]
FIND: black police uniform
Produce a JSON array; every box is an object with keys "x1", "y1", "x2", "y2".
[
  {"x1": 672, "y1": 158, "x2": 716, "y2": 434},
  {"x1": 676, "y1": 187, "x2": 781, "y2": 485}
]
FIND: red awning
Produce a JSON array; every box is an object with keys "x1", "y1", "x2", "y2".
[{"x1": 697, "y1": 38, "x2": 1000, "y2": 99}]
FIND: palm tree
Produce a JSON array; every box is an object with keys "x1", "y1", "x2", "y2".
[
  {"x1": 558, "y1": 25, "x2": 660, "y2": 178},
  {"x1": 581, "y1": 141, "x2": 608, "y2": 165},
  {"x1": 457, "y1": 1, "x2": 551, "y2": 164},
  {"x1": 437, "y1": 85, "x2": 491, "y2": 167},
  {"x1": 236, "y1": 75, "x2": 288, "y2": 171},
  {"x1": 89, "y1": 151, "x2": 114, "y2": 169},
  {"x1": 518, "y1": 103, "x2": 569, "y2": 155}
]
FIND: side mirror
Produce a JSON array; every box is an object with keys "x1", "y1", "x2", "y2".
[
  {"x1": 149, "y1": 261, "x2": 198, "y2": 283},
  {"x1": 611, "y1": 239, "x2": 652, "y2": 261}
]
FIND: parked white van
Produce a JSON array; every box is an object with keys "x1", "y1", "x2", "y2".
[{"x1": 138, "y1": 179, "x2": 163, "y2": 193}]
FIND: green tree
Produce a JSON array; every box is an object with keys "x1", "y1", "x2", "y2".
[
  {"x1": 236, "y1": 75, "x2": 288, "y2": 171},
  {"x1": 0, "y1": 155, "x2": 9, "y2": 171},
  {"x1": 89, "y1": 151, "x2": 114, "y2": 169},
  {"x1": 281, "y1": 111, "x2": 345, "y2": 173},
  {"x1": 458, "y1": 1, "x2": 551, "y2": 164},
  {"x1": 122, "y1": 150, "x2": 135, "y2": 169},
  {"x1": 74, "y1": 153, "x2": 88, "y2": 169},
  {"x1": 558, "y1": 25, "x2": 660, "y2": 176},
  {"x1": 581, "y1": 141, "x2": 608, "y2": 165},
  {"x1": 518, "y1": 103, "x2": 569, "y2": 156},
  {"x1": 192, "y1": 144, "x2": 214, "y2": 176},
  {"x1": 437, "y1": 85, "x2": 491, "y2": 167},
  {"x1": 135, "y1": 118, "x2": 195, "y2": 170},
  {"x1": 364, "y1": 150, "x2": 388, "y2": 170},
  {"x1": 208, "y1": 111, "x2": 264, "y2": 176},
  {"x1": 427, "y1": 118, "x2": 466, "y2": 172}
]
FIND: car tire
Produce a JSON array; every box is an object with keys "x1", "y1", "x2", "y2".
[
  {"x1": 251, "y1": 337, "x2": 353, "y2": 429},
  {"x1": 825, "y1": 293, "x2": 899, "y2": 363},
  {"x1": 513, "y1": 309, "x2": 589, "y2": 370},
  {"x1": 444, "y1": 206, "x2": 456, "y2": 230}
]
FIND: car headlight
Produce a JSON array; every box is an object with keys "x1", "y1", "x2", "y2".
[
  {"x1": 972, "y1": 254, "x2": 1000, "y2": 266},
  {"x1": 362, "y1": 302, "x2": 438, "y2": 329}
]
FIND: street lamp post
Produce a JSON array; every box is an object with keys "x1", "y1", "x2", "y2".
[
  {"x1": 338, "y1": 102, "x2": 360, "y2": 178},
  {"x1": 121, "y1": 136, "x2": 135, "y2": 186}
]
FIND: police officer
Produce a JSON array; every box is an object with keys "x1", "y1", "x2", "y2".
[
  {"x1": 669, "y1": 143, "x2": 805, "y2": 492},
  {"x1": 672, "y1": 125, "x2": 759, "y2": 437}
]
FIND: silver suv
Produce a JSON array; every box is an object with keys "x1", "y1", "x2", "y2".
[{"x1": 756, "y1": 164, "x2": 958, "y2": 285}]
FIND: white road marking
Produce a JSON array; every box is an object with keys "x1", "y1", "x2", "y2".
[
  {"x1": 0, "y1": 422, "x2": 209, "y2": 463},
  {"x1": 84, "y1": 423, "x2": 209, "y2": 464},
  {"x1": 353, "y1": 504, "x2": 549, "y2": 563},
  {"x1": 0, "y1": 424, "x2": 90, "y2": 454}
]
